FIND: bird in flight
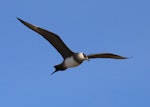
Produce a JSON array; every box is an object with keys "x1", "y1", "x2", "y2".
[{"x1": 17, "y1": 18, "x2": 127, "y2": 75}]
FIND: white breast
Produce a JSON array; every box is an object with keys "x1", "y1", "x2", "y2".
[{"x1": 64, "y1": 56, "x2": 80, "y2": 68}]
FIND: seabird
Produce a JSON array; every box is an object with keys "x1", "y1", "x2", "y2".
[{"x1": 17, "y1": 18, "x2": 127, "y2": 75}]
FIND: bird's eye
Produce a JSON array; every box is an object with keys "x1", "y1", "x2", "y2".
[{"x1": 83, "y1": 54, "x2": 87, "y2": 58}]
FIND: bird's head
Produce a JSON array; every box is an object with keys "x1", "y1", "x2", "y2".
[{"x1": 77, "y1": 53, "x2": 89, "y2": 61}]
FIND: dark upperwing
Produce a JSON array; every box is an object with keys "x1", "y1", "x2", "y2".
[
  {"x1": 17, "y1": 18, "x2": 74, "y2": 59},
  {"x1": 87, "y1": 53, "x2": 127, "y2": 59}
]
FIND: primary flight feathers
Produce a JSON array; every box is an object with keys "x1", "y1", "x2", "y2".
[
  {"x1": 87, "y1": 53, "x2": 127, "y2": 59},
  {"x1": 17, "y1": 18, "x2": 127, "y2": 75},
  {"x1": 17, "y1": 18, "x2": 74, "y2": 59}
]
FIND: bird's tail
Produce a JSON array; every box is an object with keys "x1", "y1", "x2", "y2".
[
  {"x1": 51, "y1": 70, "x2": 58, "y2": 75},
  {"x1": 51, "y1": 64, "x2": 66, "y2": 75},
  {"x1": 51, "y1": 66, "x2": 59, "y2": 75}
]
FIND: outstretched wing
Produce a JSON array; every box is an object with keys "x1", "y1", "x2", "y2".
[
  {"x1": 87, "y1": 53, "x2": 127, "y2": 59},
  {"x1": 17, "y1": 18, "x2": 74, "y2": 59}
]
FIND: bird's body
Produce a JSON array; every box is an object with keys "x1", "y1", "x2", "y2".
[
  {"x1": 52, "y1": 53, "x2": 88, "y2": 74},
  {"x1": 17, "y1": 18, "x2": 127, "y2": 75},
  {"x1": 64, "y1": 54, "x2": 84, "y2": 68}
]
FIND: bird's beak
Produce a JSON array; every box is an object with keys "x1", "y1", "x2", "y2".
[{"x1": 86, "y1": 57, "x2": 89, "y2": 61}]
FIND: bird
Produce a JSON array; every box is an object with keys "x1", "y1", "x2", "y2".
[{"x1": 17, "y1": 18, "x2": 127, "y2": 75}]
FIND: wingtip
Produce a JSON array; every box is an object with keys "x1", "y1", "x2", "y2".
[
  {"x1": 118, "y1": 56, "x2": 128, "y2": 59},
  {"x1": 16, "y1": 17, "x2": 20, "y2": 21},
  {"x1": 16, "y1": 17, "x2": 24, "y2": 23},
  {"x1": 16, "y1": 17, "x2": 19, "y2": 20},
  {"x1": 115, "y1": 56, "x2": 128, "y2": 59},
  {"x1": 123, "y1": 56, "x2": 132, "y2": 59}
]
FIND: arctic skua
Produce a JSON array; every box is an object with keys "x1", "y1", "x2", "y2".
[{"x1": 17, "y1": 18, "x2": 127, "y2": 75}]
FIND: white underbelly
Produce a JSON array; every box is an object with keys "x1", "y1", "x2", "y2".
[{"x1": 64, "y1": 57, "x2": 80, "y2": 68}]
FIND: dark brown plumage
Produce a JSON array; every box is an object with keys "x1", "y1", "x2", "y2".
[
  {"x1": 17, "y1": 18, "x2": 74, "y2": 59},
  {"x1": 88, "y1": 53, "x2": 127, "y2": 59},
  {"x1": 17, "y1": 18, "x2": 127, "y2": 74}
]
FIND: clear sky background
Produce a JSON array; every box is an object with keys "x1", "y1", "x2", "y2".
[{"x1": 0, "y1": 0, "x2": 150, "y2": 107}]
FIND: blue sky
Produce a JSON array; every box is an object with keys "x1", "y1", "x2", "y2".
[{"x1": 0, "y1": 0, "x2": 150, "y2": 107}]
